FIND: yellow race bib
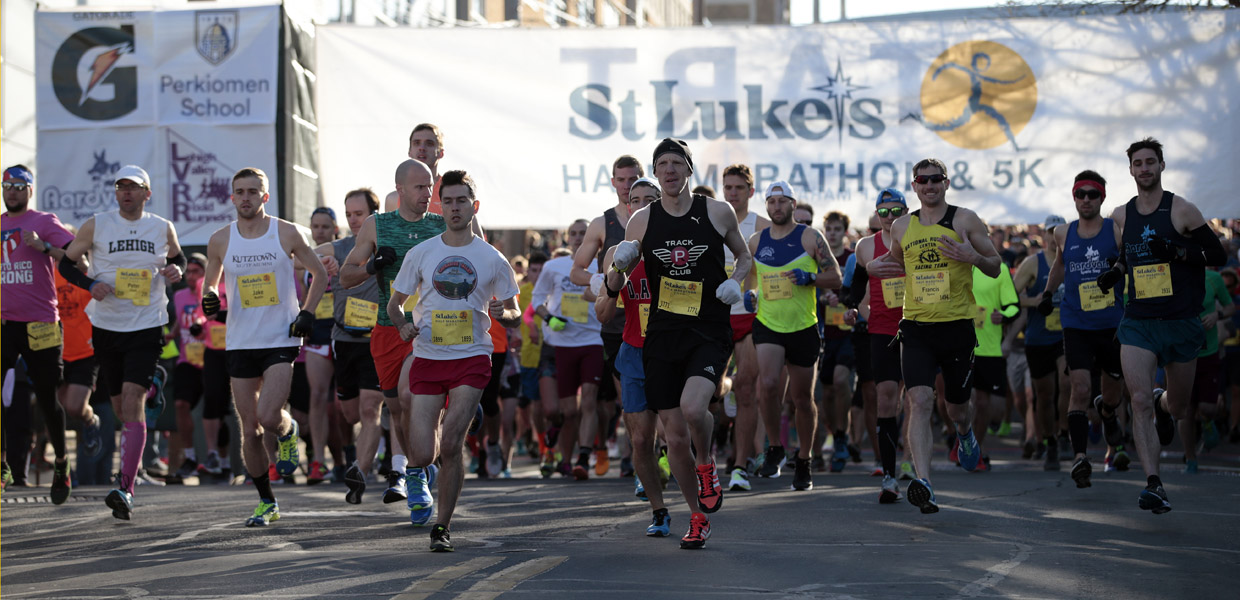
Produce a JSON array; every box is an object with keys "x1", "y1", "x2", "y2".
[
  {"x1": 1132, "y1": 263, "x2": 1173, "y2": 299},
  {"x1": 185, "y1": 342, "x2": 205, "y2": 367},
  {"x1": 973, "y1": 304, "x2": 989, "y2": 329},
  {"x1": 824, "y1": 305, "x2": 851, "y2": 331},
  {"x1": 881, "y1": 278, "x2": 905, "y2": 309},
  {"x1": 658, "y1": 278, "x2": 703, "y2": 317},
  {"x1": 209, "y1": 322, "x2": 227, "y2": 349},
  {"x1": 1045, "y1": 308, "x2": 1062, "y2": 332},
  {"x1": 238, "y1": 272, "x2": 279, "y2": 308},
  {"x1": 315, "y1": 292, "x2": 335, "y2": 319},
  {"x1": 761, "y1": 271, "x2": 794, "y2": 301},
  {"x1": 27, "y1": 322, "x2": 62, "y2": 352},
  {"x1": 561, "y1": 293, "x2": 589, "y2": 324},
  {"x1": 638, "y1": 304, "x2": 650, "y2": 337},
  {"x1": 1078, "y1": 282, "x2": 1115, "y2": 312},
  {"x1": 911, "y1": 271, "x2": 950, "y2": 305},
  {"x1": 344, "y1": 297, "x2": 379, "y2": 329},
  {"x1": 430, "y1": 310, "x2": 474, "y2": 346},
  {"x1": 115, "y1": 268, "x2": 152, "y2": 306}
]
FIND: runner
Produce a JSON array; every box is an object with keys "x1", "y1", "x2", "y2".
[
  {"x1": 304, "y1": 206, "x2": 341, "y2": 484},
  {"x1": 611, "y1": 138, "x2": 752, "y2": 549},
  {"x1": 867, "y1": 158, "x2": 1003, "y2": 514},
  {"x1": 385, "y1": 123, "x2": 446, "y2": 213},
  {"x1": 54, "y1": 228, "x2": 105, "y2": 470},
  {"x1": 58, "y1": 165, "x2": 186, "y2": 519},
  {"x1": 3, "y1": 165, "x2": 78, "y2": 503},
  {"x1": 1103, "y1": 138, "x2": 1226, "y2": 513},
  {"x1": 202, "y1": 167, "x2": 327, "y2": 526},
  {"x1": 844, "y1": 188, "x2": 909, "y2": 502},
  {"x1": 1183, "y1": 262, "x2": 1232, "y2": 473},
  {"x1": 166, "y1": 253, "x2": 208, "y2": 483},
  {"x1": 968, "y1": 251, "x2": 1020, "y2": 472},
  {"x1": 814, "y1": 211, "x2": 858, "y2": 473},
  {"x1": 387, "y1": 170, "x2": 522, "y2": 551},
  {"x1": 747, "y1": 181, "x2": 842, "y2": 491}
]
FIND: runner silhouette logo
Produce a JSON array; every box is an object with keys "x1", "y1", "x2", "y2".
[{"x1": 919, "y1": 41, "x2": 1037, "y2": 151}]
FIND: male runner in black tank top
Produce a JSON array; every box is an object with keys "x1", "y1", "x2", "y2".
[
  {"x1": 612, "y1": 138, "x2": 752, "y2": 549},
  {"x1": 1100, "y1": 137, "x2": 1226, "y2": 514}
]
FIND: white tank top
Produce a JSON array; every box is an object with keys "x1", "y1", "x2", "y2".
[
  {"x1": 221, "y1": 218, "x2": 300, "y2": 351},
  {"x1": 86, "y1": 210, "x2": 172, "y2": 332},
  {"x1": 726, "y1": 210, "x2": 759, "y2": 316}
]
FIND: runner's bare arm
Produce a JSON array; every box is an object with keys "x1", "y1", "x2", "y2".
[
  {"x1": 161, "y1": 223, "x2": 185, "y2": 284},
  {"x1": 1012, "y1": 254, "x2": 1038, "y2": 306},
  {"x1": 807, "y1": 227, "x2": 842, "y2": 289},
  {"x1": 594, "y1": 246, "x2": 625, "y2": 322},
  {"x1": 1039, "y1": 226, "x2": 1068, "y2": 302},
  {"x1": 939, "y1": 209, "x2": 1000, "y2": 278},
  {"x1": 711, "y1": 199, "x2": 751, "y2": 285},
  {"x1": 58, "y1": 217, "x2": 110, "y2": 297},
  {"x1": 493, "y1": 296, "x2": 522, "y2": 329},
  {"x1": 285, "y1": 221, "x2": 329, "y2": 314},
  {"x1": 62, "y1": 217, "x2": 95, "y2": 264},
  {"x1": 339, "y1": 215, "x2": 378, "y2": 288},
  {"x1": 203, "y1": 226, "x2": 228, "y2": 297},
  {"x1": 569, "y1": 216, "x2": 605, "y2": 286},
  {"x1": 867, "y1": 217, "x2": 907, "y2": 278}
]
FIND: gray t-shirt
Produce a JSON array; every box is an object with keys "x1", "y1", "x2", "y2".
[{"x1": 332, "y1": 236, "x2": 382, "y2": 342}]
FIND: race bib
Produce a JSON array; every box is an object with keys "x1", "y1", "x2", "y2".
[
  {"x1": 115, "y1": 268, "x2": 152, "y2": 306},
  {"x1": 430, "y1": 310, "x2": 474, "y2": 346},
  {"x1": 911, "y1": 271, "x2": 950, "y2": 305},
  {"x1": 561, "y1": 293, "x2": 589, "y2": 324},
  {"x1": 344, "y1": 297, "x2": 379, "y2": 329},
  {"x1": 238, "y1": 272, "x2": 279, "y2": 308},
  {"x1": 1045, "y1": 308, "x2": 1062, "y2": 332},
  {"x1": 209, "y1": 322, "x2": 227, "y2": 349},
  {"x1": 658, "y1": 278, "x2": 703, "y2": 317},
  {"x1": 1224, "y1": 330, "x2": 1240, "y2": 347},
  {"x1": 185, "y1": 342, "x2": 205, "y2": 367},
  {"x1": 824, "y1": 305, "x2": 851, "y2": 331},
  {"x1": 760, "y1": 271, "x2": 794, "y2": 301},
  {"x1": 1132, "y1": 263, "x2": 1173, "y2": 299},
  {"x1": 27, "y1": 322, "x2": 62, "y2": 352},
  {"x1": 315, "y1": 291, "x2": 335, "y2": 319},
  {"x1": 973, "y1": 304, "x2": 989, "y2": 329},
  {"x1": 881, "y1": 278, "x2": 905, "y2": 309},
  {"x1": 1078, "y1": 281, "x2": 1115, "y2": 312},
  {"x1": 389, "y1": 283, "x2": 419, "y2": 312},
  {"x1": 639, "y1": 304, "x2": 650, "y2": 337}
]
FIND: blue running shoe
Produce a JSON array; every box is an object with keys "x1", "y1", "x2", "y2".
[
  {"x1": 275, "y1": 420, "x2": 300, "y2": 477},
  {"x1": 426, "y1": 463, "x2": 438, "y2": 490},
  {"x1": 105, "y1": 488, "x2": 133, "y2": 520},
  {"x1": 406, "y1": 467, "x2": 434, "y2": 526},
  {"x1": 635, "y1": 476, "x2": 648, "y2": 501},
  {"x1": 957, "y1": 429, "x2": 981, "y2": 472},
  {"x1": 1138, "y1": 484, "x2": 1171, "y2": 514},
  {"x1": 81, "y1": 415, "x2": 104, "y2": 459},
  {"x1": 907, "y1": 478, "x2": 939, "y2": 514},
  {"x1": 830, "y1": 441, "x2": 849, "y2": 473},
  {"x1": 246, "y1": 499, "x2": 280, "y2": 527},
  {"x1": 646, "y1": 508, "x2": 670, "y2": 537},
  {"x1": 145, "y1": 365, "x2": 167, "y2": 429}
]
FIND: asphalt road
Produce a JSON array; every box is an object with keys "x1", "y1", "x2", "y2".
[{"x1": 3, "y1": 443, "x2": 1238, "y2": 600}]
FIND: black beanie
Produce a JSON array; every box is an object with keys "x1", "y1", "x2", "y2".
[{"x1": 652, "y1": 138, "x2": 694, "y2": 174}]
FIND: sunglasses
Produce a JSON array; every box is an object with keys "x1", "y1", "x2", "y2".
[
  {"x1": 2, "y1": 182, "x2": 29, "y2": 191},
  {"x1": 876, "y1": 206, "x2": 906, "y2": 218},
  {"x1": 913, "y1": 174, "x2": 948, "y2": 185},
  {"x1": 1073, "y1": 189, "x2": 1102, "y2": 200},
  {"x1": 115, "y1": 181, "x2": 147, "y2": 191}
]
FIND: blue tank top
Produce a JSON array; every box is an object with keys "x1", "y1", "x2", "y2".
[
  {"x1": 1121, "y1": 192, "x2": 1203, "y2": 321},
  {"x1": 1024, "y1": 252, "x2": 1062, "y2": 346},
  {"x1": 1061, "y1": 218, "x2": 1124, "y2": 330}
]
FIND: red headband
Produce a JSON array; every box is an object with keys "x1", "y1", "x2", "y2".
[{"x1": 1072, "y1": 180, "x2": 1106, "y2": 199}]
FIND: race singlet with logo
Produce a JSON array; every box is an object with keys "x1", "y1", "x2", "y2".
[
  {"x1": 900, "y1": 206, "x2": 975, "y2": 323},
  {"x1": 1120, "y1": 192, "x2": 1203, "y2": 321},
  {"x1": 374, "y1": 210, "x2": 445, "y2": 327},
  {"x1": 1059, "y1": 219, "x2": 1124, "y2": 331},
  {"x1": 85, "y1": 210, "x2": 171, "y2": 332},
  {"x1": 641, "y1": 194, "x2": 729, "y2": 333},
  {"x1": 753, "y1": 225, "x2": 818, "y2": 334},
  {"x1": 222, "y1": 218, "x2": 299, "y2": 351}
]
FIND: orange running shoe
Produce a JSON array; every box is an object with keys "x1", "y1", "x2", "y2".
[
  {"x1": 680, "y1": 513, "x2": 711, "y2": 549},
  {"x1": 594, "y1": 449, "x2": 610, "y2": 477},
  {"x1": 695, "y1": 461, "x2": 723, "y2": 513}
]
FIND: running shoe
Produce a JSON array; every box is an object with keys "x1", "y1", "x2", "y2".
[
  {"x1": 1152, "y1": 389, "x2": 1175, "y2": 446},
  {"x1": 486, "y1": 443, "x2": 503, "y2": 479},
  {"x1": 957, "y1": 429, "x2": 980, "y2": 472},
  {"x1": 572, "y1": 461, "x2": 589, "y2": 481},
  {"x1": 907, "y1": 478, "x2": 939, "y2": 514},
  {"x1": 1202, "y1": 420, "x2": 1221, "y2": 451},
  {"x1": 1071, "y1": 456, "x2": 1092, "y2": 488},
  {"x1": 430, "y1": 524, "x2": 453, "y2": 552},
  {"x1": 975, "y1": 455, "x2": 991, "y2": 473},
  {"x1": 105, "y1": 487, "x2": 133, "y2": 520},
  {"x1": 1043, "y1": 439, "x2": 1060, "y2": 471},
  {"x1": 383, "y1": 470, "x2": 407, "y2": 504},
  {"x1": 344, "y1": 464, "x2": 366, "y2": 504},
  {"x1": 594, "y1": 449, "x2": 610, "y2": 477},
  {"x1": 879, "y1": 475, "x2": 901, "y2": 504},
  {"x1": 1185, "y1": 459, "x2": 1198, "y2": 474},
  {"x1": 50, "y1": 460, "x2": 72, "y2": 505},
  {"x1": 728, "y1": 467, "x2": 752, "y2": 492},
  {"x1": 647, "y1": 508, "x2": 671, "y2": 537},
  {"x1": 620, "y1": 457, "x2": 635, "y2": 478},
  {"x1": 539, "y1": 450, "x2": 556, "y2": 479},
  {"x1": 657, "y1": 450, "x2": 671, "y2": 487},
  {"x1": 275, "y1": 420, "x2": 300, "y2": 478},
  {"x1": 635, "y1": 477, "x2": 648, "y2": 501},
  {"x1": 427, "y1": 463, "x2": 438, "y2": 489},
  {"x1": 1022, "y1": 438, "x2": 1036, "y2": 460},
  {"x1": 696, "y1": 461, "x2": 723, "y2": 513},
  {"x1": 246, "y1": 500, "x2": 280, "y2": 527},
  {"x1": 145, "y1": 365, "x2": 168, "y2": 428},
  {"x1": 1, "y1": 463, "x2": 12, "y2": 493},
  {"x1": 307, "y1": 461, "x2": 327, "y2": 485},
  {"x1": 758, "y1": 445, "x2": 786, "y2": 478},
  {"x1": 406, "y1": 467, "x2": 434, "y2": 526},
  {"x1": 811, "y1": 455, "x2": 826, "y2": 473},
  {"x1": 81, "y1": 415, "x2": 104, "y2": 459},
  {"x1": 1112, "y1": 448, "x2": 1130, "y2": 471},
  {"x1": 791, "y1": 457, "x2": 813, "y2": 491},
  {"x1": 679, "y1": 513, "x2": 711, "y2": 549},
  {"x1": 1138, "y1": 483, "x2": 1171, "y2": 514},
  {"x1": 203, "y1": 451, "x2": 224, "y2": 475},
  {"x1": 997, "y1": 421, "x2": 1012, "y2": 437},
  {"x1": 899, "y1": 461, "x2": 915, "y2": 481},
  {"x1": 1093, "y1": 395, "x2": 1124, "y2": 448},
  {"x1": 268, "y1": 463, "x2": 282, "y2": 484},
  {"x1": 557, "y1": 458, "x2": 572, "y2": 478},
  {"x1": 847, "y1": 443, "x2": 862, "y2": 464},
  {"x1": 468, "y1": 404, "x2": 484, "y2": 435},
  {"x1": 174, "y1": 458, "x2": 198, "y2": 480},
  {"x1": 830, "y1": 439, "x2": 849, "y2": 473},
  {"x1": 870, "y1": 464, "x2": 884, "y2": 477}
]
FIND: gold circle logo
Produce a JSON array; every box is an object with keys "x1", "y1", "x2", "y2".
[{"x1": 919, "y1": 41, "x2": 1037, "y2": 151}]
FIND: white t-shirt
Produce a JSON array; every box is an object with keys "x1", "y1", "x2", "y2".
[
  {"x1": 529, "y1": 255, "x2": 603, "y2": 348},
  {"x1": 392, "y1": 235, "x2": 519, "y2": 360}
]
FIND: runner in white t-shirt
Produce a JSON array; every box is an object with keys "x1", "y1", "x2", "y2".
[{"x1": 388, "y1": 170, "x2": 521, "y2": 552}]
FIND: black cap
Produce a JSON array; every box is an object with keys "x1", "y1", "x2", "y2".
[
  {"x1": 653, "y1": 138, "x2": 694, "y2": 174},
  {"x1": 187, "y1": 253, "x2": 207, "y2": 268}
]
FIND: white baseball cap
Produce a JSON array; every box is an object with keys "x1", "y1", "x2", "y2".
[
  {"x1": 115, "y1": 165, "x2": 150, "y2": 188},
  {"x1": 764, "y1": 180, "x2": 795, "y2": 200}
]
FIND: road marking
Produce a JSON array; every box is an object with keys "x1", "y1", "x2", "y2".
[
  {"x1": 453, "y1": 556, "x2": 566, "y2": 600},
  {"x1": 956, "y1": 542, "x2": 1031, "y2": 598},
  {"x1": 391, "y1": 556, "x2": 503, "y2": 600}
]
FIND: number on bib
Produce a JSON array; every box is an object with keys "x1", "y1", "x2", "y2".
[
  {"x1": 561, "y1": 293, "x2": 589, "y2": 323},
  {"x1": 881, "y1": 278, "x2": 905, "y2": 309},
  {"x1": 911, "y1": 271, "x2": 950, "y2": 305},
  {"x1": 430, "y1": 310, "x2": 474, "y2": 345},
  {"x1": 237, "y1": 272, "x2": 279, "y2": 308},
  {"x1": 658, "y1": 278, "x2": 703, "y2": 317},
  {"x1": 27, "y1": 322, "x2": 62, "y2": 352},
  {"x1": 760, "y1": 271, "x2": 794, "y2": 301},
  {"x1": 344, "y1": 297, "x2": 379, "y2": 329},
  {"x1": 315, "y1": 292, "x2": 335, "y2": 319},
  {"x1": 1132, "y1": 263, "x2": 1173, "y2": 299},
  {"x1": 1078, "y1": 281, "x2": 1115, "y2": 311},
  {"x1": 115, "y1": 268, "x2": 152, "y2": 306}
]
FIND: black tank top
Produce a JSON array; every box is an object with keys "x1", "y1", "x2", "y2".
[
  {"x1": 597, "y1": 207, "x2": 627, "y2": 336},
  {"x1": 642, "y1": 194, "x2": 730, "y2": 332},
  {"x1": 1121, "y1": 191, "x2": 1203, "y2": 320}
]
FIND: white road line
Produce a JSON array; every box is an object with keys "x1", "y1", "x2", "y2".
[
  {"x1": 391, "y1": 556, "x2": 504, "y2": 600},
  {"x1": 452, "y1": 556, "x2": 567, "y2": 600},
  {"x1": 957, "y1": 542, "x2": 1032, "y2": 598}
]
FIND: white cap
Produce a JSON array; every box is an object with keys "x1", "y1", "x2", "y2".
[
  {"x1": 764, "y1": 180, "x2": 795, "y2": 200},
  {"x1": 115, "y1": 165, "x2": 150, "y2": 188},
  {"x1": 1043, "y1": 214, "x2": 1067, "y2": 230}
]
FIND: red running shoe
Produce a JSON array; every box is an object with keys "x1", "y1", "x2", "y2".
[
  {"x1": 696, "y1": 461, "x2": 723, "y2": 513},
  {"x1": 680, "y1": 513, "x2": 711, "y2": 549}
]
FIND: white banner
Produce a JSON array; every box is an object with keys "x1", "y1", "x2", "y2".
[
  {"x1": 36, "y1": 128, "x2": 159, "y2": 224},
  {"x1": 318, "y1": 11, "x2": 1240, "y2": 228}
]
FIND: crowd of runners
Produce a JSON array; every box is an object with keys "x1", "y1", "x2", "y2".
[{"x1": 4, "y1": 128, "x2": 1239, "y2": 551}]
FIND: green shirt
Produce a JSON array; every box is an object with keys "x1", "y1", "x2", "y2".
[
  {"x1": 374, "y1": 211, "x2": 445, "y2": 326},
  {"x1": 1199, "y1": 269, "x2": 1232, "y2": 357},
  {"x1": 971, "y1": 263, "x2": 1019, "y2": 358}
]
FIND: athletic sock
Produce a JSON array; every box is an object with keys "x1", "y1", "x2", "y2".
[
  {"x1": 119, "y1": 422, "x2": 146, "y2": 494},
  {"x1": 253, "y1": 474, "x2": 275, "y2": 501},
  {"x1": 877, "y1": 417, "x2": 899, "y2": 476},
  {"x1": 392, "y1": 454, "x2": 408, "y2": 475},
  {"x1": 1068, "y1": 411, "x2": 1089, "y2": 455}
]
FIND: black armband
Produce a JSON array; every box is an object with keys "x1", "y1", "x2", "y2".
[
  {"x1": 58, "y1": 256, "x2": 97, "y2": 291},
  {"x1": 1190, "y1": 224, "x2": 1227, "y2": 267},
  {"x1": 605, "y1": 276, "x2": 621, "y2": 298},
  {"x1": 167, "y1": 252, "x2": 187, "y2": 271},
  {"x1": 843, "y1": 265, "x2": 868, "y2": 309}
]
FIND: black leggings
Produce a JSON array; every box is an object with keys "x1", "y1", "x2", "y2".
[{"x1": 2, "y1": 321, "x2": 67, "y2": 461}]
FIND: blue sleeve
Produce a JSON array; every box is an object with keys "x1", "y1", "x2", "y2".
[{"x1": 842, "y1": 253, "x2": 857, "y2": 287}]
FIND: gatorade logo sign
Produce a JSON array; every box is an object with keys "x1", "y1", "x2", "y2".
[
  {"x1": 51, "y1": 25, "x2": 139, "y2": 121},
  {"x1": 919, "y1": 41, "x2": 1037, "y2": 151}
]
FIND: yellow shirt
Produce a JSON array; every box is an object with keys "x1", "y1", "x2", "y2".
[
  {"x1": 518, "y1": 281, "x2": 542, "y2": 368},
  {"x1": 900, "y1": 207, "x2": 975, "y2": 322}
]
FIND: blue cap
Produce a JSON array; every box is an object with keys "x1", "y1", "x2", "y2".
[
  {"x1": 311, "y1": 206, "x2": 337, "y2": 221},
  {"x1": 3, "y1": 166, "x2": 33, "y2": 184},
  {"x1": 876, "y1": 188, "x2": 906, "y2": 206}
]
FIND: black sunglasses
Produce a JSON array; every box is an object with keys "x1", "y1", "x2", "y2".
[
  {"x1": 913, "y1": 174, "x2": 948, "y2": 185},
  {"x1": 2, "y1": 182, "x2": 29, "y2": 191},
  {"x1": 876, "y1": 206, "x2": 906, "y2": 218},
  {"x1": 1073, "y1": 189, "x2": 1102, "y2": 200}
]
